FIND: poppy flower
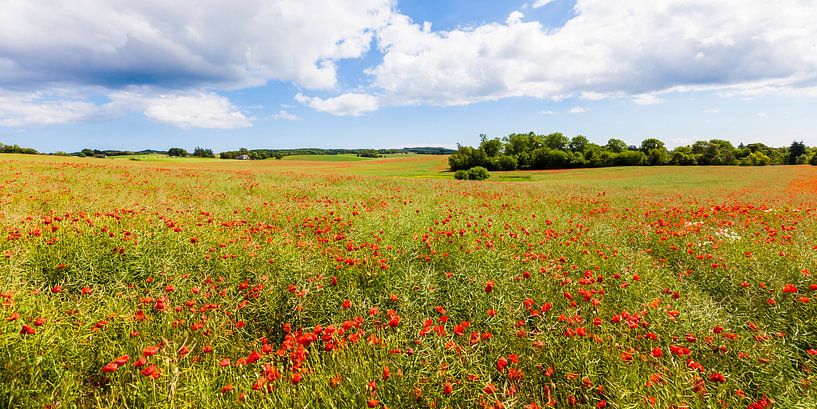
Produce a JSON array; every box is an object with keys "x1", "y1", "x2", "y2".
[
  {"x1": 143, "y1": 345, "x2": 160, "y2": 357},
  {"x1": 485, "y1": 280, "x2": 495, "y2": 293},
  {"x1": 442, "y1": 382, "x2": 453, "y2": 395}
]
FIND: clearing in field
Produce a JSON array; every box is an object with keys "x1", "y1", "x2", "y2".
[{"x1": 1, "y1": 154, "x2": 816, "y2": 408}]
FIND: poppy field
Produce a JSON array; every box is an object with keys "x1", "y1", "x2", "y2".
[{"x1": 1, "y1": 154, "x2": 817, "y2": 408}]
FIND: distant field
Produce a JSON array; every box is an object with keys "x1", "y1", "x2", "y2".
[
  {"x1": 281, "y1": 154, "x2": 373, "y2": 162},
  {"x1": 1, "y1": 153, "x2": 816, "y2": 408}
]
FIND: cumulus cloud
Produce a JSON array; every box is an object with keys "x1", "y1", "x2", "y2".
[
  {"x1": 141, "y1": 94, "x2": 250, "y2": 129},
  {"x1": 0, "y1": 0, "x2": 394, "y2": 90},
  {"x1": 369, "y1": 0, "x2": 817, "y2": 108},
  {"x1": 2, "y1": 0, "x2": 817, "y2": 122},
  {"x1": 0, "y1": 88, "x2": 251, "y2": 129},
  {"x1": 569, "y1": 106, "x2": 587, "y2": 114},
  {"x1": 0, "y1": 91, "x2": 102, "y2": 127},
  {"x1": 295, "y1": 93, "x2": 379, "y2": 116}
]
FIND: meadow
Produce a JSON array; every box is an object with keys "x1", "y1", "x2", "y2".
[{"x1": 1, "y1": 153, "x2": 816, "y2": 408}]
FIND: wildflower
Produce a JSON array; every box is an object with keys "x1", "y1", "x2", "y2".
[{"x1": 485, "y1": 280, "x2": 495, "y2": 293}]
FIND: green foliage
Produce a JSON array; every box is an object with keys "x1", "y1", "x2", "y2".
[
  {"x1": 479, "y1": 136, "x2": 503, "y2": 157},
  {"x1": 789, "y1": 140, "x2": 807, "y2": 164},
  {"x1": 357, "y1": 150, "x2": 382, "y2": 158},
  {"x1": 466, "y1": 166, "x2": 490, "y2": 180},
  {"x1": 640, "y1": 138, "x2": 666, "y2": 153},
  {"x1": 568, "y1": 135, "x2": 590, "y2": 153},
  {"x1": 646, "y1": 148, "x2": 669, "y2": 166},
  {"x1": 450, "y1": 134, "x2": 816, "y2": 171},
  {"x1": 495, "y1": 155, "x2": 518, "y2": 171},
  {"x1": 543, "y1": 132, "x2": 569, "y2": 150},
  {"x1": 615, "y1": 150, "x2": 645, "y2": 166},
  {"x1": 453, "y1": 167, "x2": 490, "y2": 180},
  {"x1": 0, "y1": 143, "x2": 39, "y2": 154},
  {"x1": 192, "y1": 147, "x2": 215, "y2": 158},
  {"x1": 167, "y1": 147, "x2": 188, "y2": 157},
  {"x1": 605, "y1": 138, "x2": 628, "y2": 153}
]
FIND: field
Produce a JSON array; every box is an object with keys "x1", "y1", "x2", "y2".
[{"x1": 1, "y1": 153, "x2": 817, "y2": 408}]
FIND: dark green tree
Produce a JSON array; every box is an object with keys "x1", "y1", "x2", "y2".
[
  {"x1": 789, "y1": 140, "x2": 807, "y2": 164},
  {"x1": 192, "y1": 147, "x2": 215, "y2": 158},
  {"x1": 167, "y1": 148, "x2": 188, "y2": 157}
]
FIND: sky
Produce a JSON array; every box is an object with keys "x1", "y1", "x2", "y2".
[{"x1": 1, "y1": 0, "x2": 816, "y2": 153}]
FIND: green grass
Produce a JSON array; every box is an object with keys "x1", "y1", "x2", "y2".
[{"x1": 281, "y1": 154, "x2": 374, "y2": 162}]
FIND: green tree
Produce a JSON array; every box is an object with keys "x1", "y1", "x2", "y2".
[
  {"x1": 479, "y1": 137, "x2": 503, "y2": 157},
  {"x1": 543, "y1": 133, "x2": 569, "y2": 151},
  {"x1": 640, "y1": 138, "x2": 666, "y2": 154},
  {"x1": 167, "y1": 148, "x2": 188, "y2": 157},
  {"x1": 615, "y1": 150, "x2": 645, "y2": 166},
  {"x1": 605, "y1": 139, "x2": 628, "y2": 153},
  {"x1": 193, "y1": 147, "x2": 215, "y2": 158},
  {"x1": 569, "y1": 135, "x2": 590, "y2": 153},
  {"x1": 788, "y1": 140, "x2": 807, "y2": 164},
  {"x1": 670, "y1": 146, "x2": 697, "y2": 165},
  {"x1": 496, "y1": 155, "x2": 518, "y2": 171},
  {"x1": 646, "y1": 148, "x2": 669, "y2": 166}
]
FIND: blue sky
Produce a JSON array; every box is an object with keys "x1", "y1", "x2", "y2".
[{"x1": 1, "y1": 0, "x2": 816, "y2": 152}]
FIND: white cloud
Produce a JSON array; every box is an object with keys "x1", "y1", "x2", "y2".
[
  {"x1": 506, "y1": 11, "x2": 525, "y2": 25},
  {"x1": 142, "y1": 94, "x2": 250, "y2": 129},
  {"x1": 539, "y1": 109, "x2": 558, "y2": 115},
  {"x1": 704, "y1": 108, "x2": 720, "y2": 113},
  {"x1": 271, "y1": 110, "x2": 301, "y2": 121},
  {"x1": 633, "y1": 94, "x2": 665, "y2": 105},
  {"x1": 110, "y1": 91, "x2": 251, "y2": 129},
  {"x1": 0, "y1": 91, "x2": 102, "y2": 127},
  {"x1": 2, "y1": 0, "x2": 817, "y2": 121},
  {"x1": 369, "y1": 0, "x2": 817, "y2": 109},
  {"x1": 295, "y1": 93, "x2": 379, "y2": 116},
  {"x1": 569, "y1": 106, "x2": 587, "y2": 114},
  {"x1": 531, "y1": 0, "x2": 556, "y2": 8},
  {"x1": 0, "y1": 0, "x2": 395, "y2": 90},
  {"x1": 0, "y1": 88, "x2": 251, "y2": 129}
]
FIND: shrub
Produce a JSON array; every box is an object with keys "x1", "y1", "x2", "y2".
[
  {"x1": 454, "y1": 167, "x2": 490, "y2": 180},
  {"x1": 466, "y1": 166, "x2": 490, "y2": 180}
]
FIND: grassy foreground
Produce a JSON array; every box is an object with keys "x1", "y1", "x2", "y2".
[{"x1": 1, "y1": 154, "x2": 817, "y2": 408}]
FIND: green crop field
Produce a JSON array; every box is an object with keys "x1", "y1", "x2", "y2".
[{"x1": 1, "y1": 153, "x2": 816, "y2": 408}]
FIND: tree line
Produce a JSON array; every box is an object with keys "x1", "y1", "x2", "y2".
[
  {"x1": 449, "y1": 133, "x2": 817, "y2": 171},
  {"x1": 217, "y1": 147, "x2": 454, "y2": 160}
]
